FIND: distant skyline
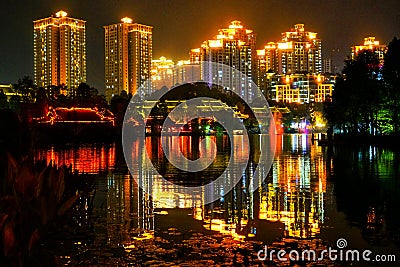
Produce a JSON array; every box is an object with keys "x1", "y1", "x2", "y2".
[{"x1": 0, "y1": 0, "x2": 399, "y2": 92}]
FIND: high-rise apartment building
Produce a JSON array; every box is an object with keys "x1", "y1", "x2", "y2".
[
  {"x1": 189, "y1": 48, "x2": 201, "y2": 64},
  {"x1": 174, "y1": 60, "x2": 201, "y2": 86},
  {"x1": 278, "y1": 24, "x2": 322, "y2": 74},
  {"x1": 151, "y1": 57, "x2": 201, "y2": 90},
  {"x1": 193, "y1": 21, "x2": 257, "y2": 102},
  {"x1": 322, "y1": 59, "x2": 332, "y2": 74},
  {"x1": 351, "y1": 37, "x2": 387, "y2": 66},
  {"x1": 257, "y1": 24, "x2": 322, "y2": 75},
  {"x1": 257, "y1": 24, "x2": 322, "y2": 96},
  {"x1": 104, "y1": 17, "x2": 152, "y2": 101},
  {"x1": 33, "y1": 11, "x2": 86, "y2": 90},
  {"x1": 151, "y1": 56, "x2": 175, "y2": 90}
]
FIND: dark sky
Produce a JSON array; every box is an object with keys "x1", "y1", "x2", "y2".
[{"x1": 0, "y1": 0, "x2": 399, "y2": 93}]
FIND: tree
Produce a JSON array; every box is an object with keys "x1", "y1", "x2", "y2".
[
  {"x1": 326, "y1": 50, "x2": 383, "y2": 135},
  {"x1": 14, "y1": 76, "x2": 36, "y2": 103},
  {"x1": 47, "y1": 85, "x2": 61, "y2": 101},
  {"x1": 110, "y1": 92, "x2": 129, "y2": 126},
  {"x1": 0, "y1": 89, "x2": 8, "y2": 109},
  {"x1": 383, "y1": 37, "x2": 400, "y2": 134},
  {"x1": 76, "y1": 83, "x2": 91, "y2": 99},
  {"x1": 76, "y1": 83, "x2": 98, "y2": 106},
  {"x1": 325, "y1": 75, "x2": 352, "y2": 133}
]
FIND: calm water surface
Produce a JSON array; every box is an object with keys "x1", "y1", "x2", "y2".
[{"x1": 34, "y1": 134, "x2": 400, "y2": 266}]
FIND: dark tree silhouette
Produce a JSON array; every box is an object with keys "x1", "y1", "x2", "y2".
[
  {"x1": 14, "y1": 76, "x2": 36, "y2": 103},
  {"x1": 326, "y1": 50, "x2": 383, "y2": 135},
  {"x1": 383, "y1": 37, "x2": 400, "y2": 134}
]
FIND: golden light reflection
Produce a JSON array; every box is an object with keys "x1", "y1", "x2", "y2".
[
  {"x1": 205, "y1": 218, "x2": 246, "y2": 241},
  {"x1": 139, "y1": 135, "x2": 249, "y2": 208},
  {"x1": 194, "y1": 203, "x2": 253, "y2": 241},
  {"x1": 42, "y1": 134, "x2": 329, "y2": 246},
  {"x1": 106, "y1": 172, "x2": 154, "y2": 247},
  {"x1": 259, "y1": 135, "x2": 326, "y2": 238},
  {"x1": 34, "y1": 144, "x2": 115, "y2": 174}
]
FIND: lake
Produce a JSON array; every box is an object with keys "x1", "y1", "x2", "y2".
[{"x1": 33, "y1": 134, "x2": 400, "y2": 266}]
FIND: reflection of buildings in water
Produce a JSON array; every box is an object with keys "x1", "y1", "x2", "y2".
[
  {"x1": 130, "y1": 135, "x2": 251, "y2": 209},
  {"x1": 258, "y1": 134, "x2": 326, "y2": 238},
  {"x1": 127, "y1": 134, "x2": 326, "y2": 240},
  {"x1": 366, "y1": 207, "x2": 384, "y2": 231},
  {"x1": 151, "y1": 177, "x2": 204, "y2": 208},
  {"x1": 132, "y1": 136, "x2": 205, "y2": 208},
  {"x1": 106, "y1": 173, "x2": 154, "y2": 246},
  {"x1": 363, "y1": 206, "x2": 387, "y2": 244},
  {"x1": 34, "y1": 144, "x2": 116, "y2": 174},
  {"x1": 191, "y1": 135, "x2": 326, "y2": 240},
  {"x1": 192, "y1": 160, "x2": 259, "y2": 241},
  {"x1": 333, "y1": 147, "x2": 398, "y2": 244},
  {"x1": 193, "y1": 192, "x2": 256, "y2": 241},
  {"x1": 259, "y1": 185, "x2": 324, "y2": 238},
  {"x1": 129, "y1": 134, "x2": 259, "y2": 239}
]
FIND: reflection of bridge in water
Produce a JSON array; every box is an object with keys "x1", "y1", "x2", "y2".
[
  {"x1": 34, "y1": 134, "x2": 327, "y2": 249},
  {"x1": 107, "y1": 134, "x2": 327, "y2": 246},
  {"x1": 34, "y1": 143, "x2": 116, "y2": 174}
]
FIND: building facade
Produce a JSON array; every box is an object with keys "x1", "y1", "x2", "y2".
[
  {"x1": 322, "y1": 59, "x2": 332, "y2": 74},
  {"x1": 269, "y1": 74, "x2": 334, "y2": 103},
  {"x1": 104, "y1": 17, "x2": 152, "y2": 101},
  {"x1": 151, "y1": 56, "x2": 175, "y2": 90},
  {"x1": 192, "y1": 21, "x2": 257, "y2": 103},
  {"x1": 33, "y1": 11, "x2": 86, "y2": 90},
  {"x1": 257, "y1": 24, "x2": 322, "y2": 76},
  {"x1": 151, "y1": 57, "x2": 201, "y2": 90},
  {"x1": 189, "y1": 48, "x2": 201, "y2": 64},
  {"x1": 257, "y1": 24, "x2": 322, "y2": 97},
  {"x1": 174, "y1": 60, "x2": 201, "y2": 86},
  {"x1": 351, "y1": 37, "x2": 387, "y2": 66},
  {"x1": 277, "y1": 24, "x2": 322, "y2": 75}
]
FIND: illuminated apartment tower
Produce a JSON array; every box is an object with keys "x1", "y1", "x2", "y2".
[
  {"x1": 104, "y1": 17, "x2": 152, "y2": 101},
  {"x1": 258, "y1": 24, "x2": 322, "y2": 75},
  {"x1": 174, "y1": 60, "x2": 201, "y2": 86},
  {"x1": 256, "y1": 42, "x2": 277, "y2": 92},
  {"x1": 351, "y1": 37, "x2": 387, "y2": 66},
  {"x1": 33, "y1": 11, "x2": 86, "y2": 90},
  {"x1": 151, "y1": 57, "x2": 201, "y2": 90},
  {"x1": 151, "y1": 56, "x2": 175, "y2": 90},
  {"x1": 279, "y1": 24, "x2": 322, "y2": 74},
  {"x1": 194, "y1": 21, "x2": 257, "y2": 102},
  {"x1": 322, "y1": 59, "x2": 332, "y2": 74},
  {"x1": 190, "y1": 48, "x2": 201, "y2": 64}
]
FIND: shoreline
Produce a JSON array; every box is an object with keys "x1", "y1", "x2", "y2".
[{"x1": 319, "y1": 134, "x2": 400, "y2": 150}]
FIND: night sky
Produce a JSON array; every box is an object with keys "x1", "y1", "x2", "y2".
[{"x1": 0, "y1": 0, "x2": 399, "y2": 93}]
